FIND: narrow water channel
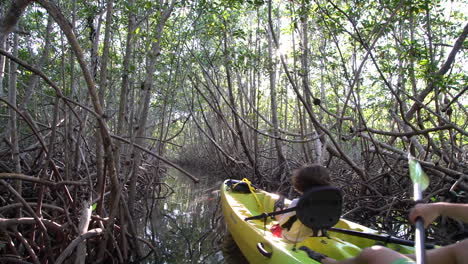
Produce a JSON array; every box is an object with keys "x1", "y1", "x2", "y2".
[{"x1": 144, "y1": 167, "x2": 226, "y2": 263}]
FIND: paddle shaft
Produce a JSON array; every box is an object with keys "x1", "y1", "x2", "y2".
[
  {"x1": 244, "y1": 206, "x2": 297, "y2": 221},
  {"x1": 246, "y1": 208, "x2": 434, "y2": 250},
  {"x1": 414, "y1": 184, "x2": 426, "y2": 264},
  {"x1": 329, "y1": 227, "x2": 434, "y2": 249}
]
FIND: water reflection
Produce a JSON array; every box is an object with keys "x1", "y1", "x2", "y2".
[{"x1": 145, "y1": 168, "x2": 225, "y2": 263}]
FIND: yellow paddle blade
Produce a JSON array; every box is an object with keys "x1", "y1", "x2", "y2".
[{"x1": 408, "y1": 155, "x2": 430, "y2": 191}]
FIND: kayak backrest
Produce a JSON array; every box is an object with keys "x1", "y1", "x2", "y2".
[{"x1": 296, "y1": 186, "x2": 342, "y2": 236}]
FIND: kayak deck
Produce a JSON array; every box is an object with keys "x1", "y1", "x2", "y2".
[{"x1": 221, "y1": 180, "x2": 414, "y2": 263}]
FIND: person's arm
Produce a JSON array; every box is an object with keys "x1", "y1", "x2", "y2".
[{"x1": 409, "y1": 202, "x2": 468, "y2": 228}]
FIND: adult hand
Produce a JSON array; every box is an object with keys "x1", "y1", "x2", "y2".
[{"x1": 409, "y1": 203, "x2": 441, "y2": 228}]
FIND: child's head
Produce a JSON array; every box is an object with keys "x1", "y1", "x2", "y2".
[{"x1": 292, "y1": 164, "x2": 330, "y2": 194}]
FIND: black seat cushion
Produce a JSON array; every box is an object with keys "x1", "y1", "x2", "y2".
[{"x1": 296, "y1": 186, "x2": 342, "y2": 231}]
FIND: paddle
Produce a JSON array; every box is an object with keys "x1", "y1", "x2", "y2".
[
  {"x1": 408, "y1": 154, "x2": 430, "y2": 264},
  {"x1": 329, "y1": 227, "x2": 435, "y2": 249},
  {"x1": 244, "y1": 206, "x2": 297, "y2": 221},
  {"x1": 246, "y1": 210, "x2": 435, "y2": 249}
]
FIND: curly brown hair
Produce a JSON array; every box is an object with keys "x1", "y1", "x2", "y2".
[{"x1": 292, "y1": 164, "x2": 331, "y2": 194}]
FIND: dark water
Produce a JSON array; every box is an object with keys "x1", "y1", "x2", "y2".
[{"x1": 144, "y1": 168, "x2": 226, "y2": 263}]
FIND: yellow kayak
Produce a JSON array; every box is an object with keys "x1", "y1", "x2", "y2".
[{"x1": 221, "y1": 179, "x2": 415, "y2": 263}]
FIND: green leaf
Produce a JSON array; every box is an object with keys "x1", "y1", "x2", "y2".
[
  {"x1": 222, "y1": 10, "x2": 230, "y2": 19},
  {"x1": 408, "y1": 155, "x2": 430, "y2": 191},
  {"x1": 419, "y1": 59, "x2": 429, "y2": 66},
  {"x1": 91, "y1": 203, "x2": 97, "y2": 212}
]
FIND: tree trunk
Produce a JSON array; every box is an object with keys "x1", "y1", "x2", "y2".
[
  {"x1": 116, "y1": 0, "x2": 135, "y2": 173},
  {"x1": 299, "y1": 1, "x2": 322, "y2": 163},
  {"x1": 8, "y1": 33, "x2": 21, "y2": 201},
  {"x1": 35, "y1": 3, "x2": 123, "y2": 256},
  {"x1": 96, "y1": 0, "x2": 114, "y2": 214},
  {"x1": 69, "y1": 0, "x2": 79, "y2": 179},
  {"x1": 22, "y1": 16, "x2": 53, "y2": 108},
  {"x1": 128, "y1": 0, "x2": 175, "y2": 217},
  {"x1": 0, "y1": 0, "x2": 31, "y2": 98},
  {"x1": 267, "y1": 22, "x2": 286, "y2": 176},
  {"x1": 223, "y1": 25, "x2": 261, "y2": 179},
  {"x1": 0, "y1": 38, "x2": 6, "y2": 98}
]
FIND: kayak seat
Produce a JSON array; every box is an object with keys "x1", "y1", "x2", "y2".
[
  {"x1": 296, "y1": 185, "x2": 342, "y2": 237},
  {"x1": 244, "y1": 186, "x2": 342, "y2": 237}
]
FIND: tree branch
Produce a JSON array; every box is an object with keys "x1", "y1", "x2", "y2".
[
  {"x1": 0, "y1": 0, "x2": 32, "y2": 40},
  {"x1": 405, "y1": 23, "x2": 468, "y2": 120},
  {"x1": 54, "y1": 228, "x2": 103, "y2": 264}
]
